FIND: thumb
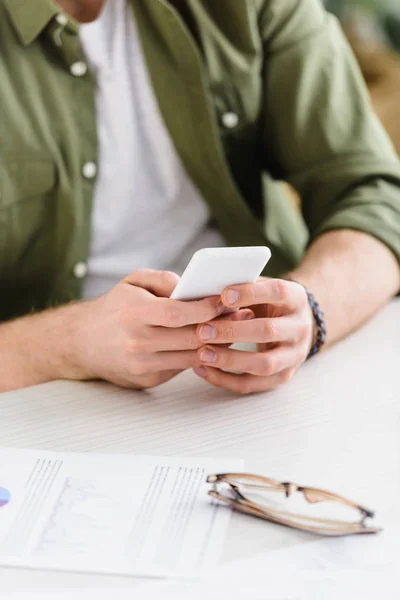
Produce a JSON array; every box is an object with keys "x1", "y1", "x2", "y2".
[{"x1": 123, "y1": 269, "x2": 181, "y2": 298}]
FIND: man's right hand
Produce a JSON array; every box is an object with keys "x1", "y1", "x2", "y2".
[
  {"x1": 67, "y1": 269, "x2": 227, "y2": 388},
  {"x1": 0, "y1": 269, "x2": 253, "y2": 392}
]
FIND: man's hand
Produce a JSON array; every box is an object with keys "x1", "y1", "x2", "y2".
[
  {"x1": 193, "y1": 278, "x2": 313, "y2": 394},
  {"x1": 67, "y1": 269, "x2": 253, "y2": 390},
  {"x1": 68, "y1": 269, "x2": 222, "y2": 388},
  {"x1": 0, "y1": 268, "x2": 253, "y2": 392}
]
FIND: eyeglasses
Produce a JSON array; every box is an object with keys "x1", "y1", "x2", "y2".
[{"x1": 207, "y1": 473, "x2": 382, "y2": 536}]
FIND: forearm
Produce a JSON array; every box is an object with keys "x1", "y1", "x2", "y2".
[
  {"x1": 0, "y1": 303, "x2": 88, "y2": 393},
  {"x1": 286, "y1": 230, "x2": 400, "y2": 347}
]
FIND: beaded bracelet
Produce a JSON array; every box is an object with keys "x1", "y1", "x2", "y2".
[
  {"x1": 287, "y1": 280, "x2": 327, "y2": 359},
  {"x1": 303, "y1": 287, "x2": 327, "y2": 359}
]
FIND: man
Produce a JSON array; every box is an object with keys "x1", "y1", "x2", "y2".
[{"x1": 0, "y1": 0, "x2": 399, "y2": 394}]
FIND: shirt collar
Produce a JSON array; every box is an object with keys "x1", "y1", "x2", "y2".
[{"x1": 3, "y1": 0, "x2": 60, "y2": 46}]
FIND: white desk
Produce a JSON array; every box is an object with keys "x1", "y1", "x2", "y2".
[{"x1": 1, "y1": 300, "x2": 399, "y2": 591}]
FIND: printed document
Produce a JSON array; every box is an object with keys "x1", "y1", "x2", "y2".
[{"x1": 0, "y1": 448, "x2": 242, "y2": 578}]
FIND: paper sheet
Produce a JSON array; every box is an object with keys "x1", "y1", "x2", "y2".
[{"x1": 0, "y1": 448, "x2": 242, "y2": 579}]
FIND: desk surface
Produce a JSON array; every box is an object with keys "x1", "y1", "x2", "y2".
[{"x1": 1, "y1": 300, "x2": 400, "y2": 590}]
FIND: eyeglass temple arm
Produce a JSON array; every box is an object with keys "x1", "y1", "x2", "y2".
[
  {"x1": 297, "y1": 485, "x2": 374, "y2": 518},
  {"x1": 207, "y1": 475, "x2": 374, "y2": 519}
]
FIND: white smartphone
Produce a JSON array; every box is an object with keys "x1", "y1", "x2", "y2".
[{"x1": 170, "y1": 246, "x2": 271, "y2": 301}]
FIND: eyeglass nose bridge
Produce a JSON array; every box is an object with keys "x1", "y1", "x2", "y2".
[{"x1": 282, "y1": 481, "x2": 299, "y2": 498}]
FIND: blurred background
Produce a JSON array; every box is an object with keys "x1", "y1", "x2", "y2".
[
  {"x1": 326, "y1": 0, "x2": 400, "y2": 154},
  {"x1": 287, "y1": 1, "x2": 400, "y2": 210}
]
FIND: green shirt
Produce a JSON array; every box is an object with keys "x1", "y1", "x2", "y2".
[{"x1": 1, "y1": 0, "x2": 400, "y2": 321}]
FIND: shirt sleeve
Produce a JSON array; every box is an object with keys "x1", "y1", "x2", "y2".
[{"x1": 258, "y1": 0, "x2": 400, "y2": 264}]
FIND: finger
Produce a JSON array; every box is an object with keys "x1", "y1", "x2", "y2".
[
  {"x1": 146, "y1": 296, "x2": 224, "y2": 328},
  {"x1": 197, "y1": 344, "x2": 303, "y2": 376},
  {"x1": 196, "y1": 316, "x2": 299, "y2": 345},
  {"x1": 139, "y1": 310, "x2": 255, "y2": 352},
  {"x1": 137, "y1": 325, "x2": 201, "y2": 352},
  {"x1": 221, "y1": 278, "x2": 306, "y2": 311},
  {"x1": 134, "y1": 351, "x2": 198, "y2": 374},
  {"x1": 214, "y1": 309, "x2": 255, "y2": 323},
  {"x1": 123, "y1": 269, "x2": 181, "y2": 297},
  {"x1": 193, "y1": 367, "x2": 294, "y2": 395}
]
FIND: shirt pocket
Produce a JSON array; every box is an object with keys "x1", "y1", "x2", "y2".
[{"x1": 0, "y1": 157, "x2": 56, "y2": 295}]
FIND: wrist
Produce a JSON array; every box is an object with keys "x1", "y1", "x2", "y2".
[
  {"x1": 18, "y1": 302, "x2": 94, "y2": 383},
  {"x1": 285, "y1": 275, "x2": 327, "y2": 358},
  {"x1": 53, "y1": 300, "x2": 98, "y2": 381},
  {"x1": 0, "y1": 300, "x2": 99, "y2": 392}
]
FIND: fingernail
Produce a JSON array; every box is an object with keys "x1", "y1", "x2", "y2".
[
  {"x1": 245, "y1": 312, "x2": 254, "y2": 320},
  {"x1": 199, "y1": 324, "x2": 216, "y2": 341},
  {"x1": 225, "y1": 289, "x2": 239, "y2": 305},
  {"x1": 194, "y1": 366, "x2": 207, "y2": 378},
  {"x1": 200, "y1": 348, "x2": 217, "y2": 364}
]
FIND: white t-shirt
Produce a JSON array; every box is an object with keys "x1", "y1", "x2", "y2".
[{"x1": 80, "y1": 0, "x2": 225, "y2": 299}]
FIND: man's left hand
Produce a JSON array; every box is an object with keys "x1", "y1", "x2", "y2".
[{"x1": 193, "y1": 278, "x2": 314, "y2": 394}]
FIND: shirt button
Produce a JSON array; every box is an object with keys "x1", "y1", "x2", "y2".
[
  {"x1": 55, "y1": 13, "x2": 68, "y2": 26},
  {"x1": 73, "y1": 262, "x2": 88, "y2": 279},
  {"x1": 70, "y1": 61, "x2": 88, "y2": 77},
  {"x1": 222, "y1": 112, "x2": 239, "y2": 129},
  {"x1": 82, "y1": 162, "x2": 97, "y2": 179}
]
